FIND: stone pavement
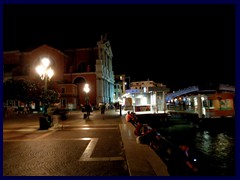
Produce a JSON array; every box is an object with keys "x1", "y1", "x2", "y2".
[
  {"x1": 3, "y1": 109, "x2": 169, "y2": 176},
  {"x1": 119, "y1": 114, "x2": 169, "y2": 176}
]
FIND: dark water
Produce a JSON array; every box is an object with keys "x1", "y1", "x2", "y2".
[{"x1": 158, "y1": 120, "x2": 235, "y2": 176}]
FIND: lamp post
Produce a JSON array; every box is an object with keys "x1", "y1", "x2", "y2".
[
  {"x1": 125, "y1": 76, "x2": 131, "y2": 90},
  {"x1": 122, "y1": 76, "x2": 130, "y2": 93},
  {"x1": 83, "y1": 83, "x2": 91, "y2": 119},
  {"x1": 35, "y1": 57, "x2": 54, "y2": 113},
  {"x1": 83, "y1": 83, "x2": 90, "y2": 104}
]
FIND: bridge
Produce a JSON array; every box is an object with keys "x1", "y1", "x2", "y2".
[
  {"x1": 165, "y1": 84, "x2": 235, "y2": 102},
  {"x1": 219, "y1": 84, "x2": 235, "y2": 92},
  {"x1": 165, "y1": 86, "x2": 199, "y2": 102}
]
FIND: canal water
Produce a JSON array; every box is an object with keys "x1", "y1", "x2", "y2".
[{"x1": 156, "y1": 118, "x2": 235, "y2": 176}]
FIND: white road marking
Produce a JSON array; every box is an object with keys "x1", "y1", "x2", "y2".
[
  {"x1": 4, "y1": 128, "x2": 124, "y2": 162},
  {"x1": 79, "y1": 138, "x2": 124, "y2": 161},
  {"x1": 3, "y1": 129, "x2": 37, "y2": 132}
]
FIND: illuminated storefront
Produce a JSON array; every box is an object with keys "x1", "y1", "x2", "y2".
[{"x1": 122, "y1": 87, "x2": 170, "y2": 113}]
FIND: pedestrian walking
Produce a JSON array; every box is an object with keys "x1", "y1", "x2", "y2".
[
  {"x1": 100, "y1": 103, "x2": 106, "y2": 119},
  {"x1": 114, "y1": 102, "x2": 119, "y2": 112},
  {"x1": 85, "y1": 103, "x2": 92, "y2": 119}
]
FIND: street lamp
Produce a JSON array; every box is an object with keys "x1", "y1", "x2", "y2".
[
  {"x1": 83, "y1": 83, "x2": 91, "y2": 119},
  {"x1": 83, "y1": 83, "x2": 90, "y2": 104},
  {"x1": 35, "y1": 57, "x2": 54, "y2": 113},
  {"x1": 121, "y1": 75, "x2": 130, "y2": 93}
]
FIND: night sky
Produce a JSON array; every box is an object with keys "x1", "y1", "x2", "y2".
[{"x1": 3, "y1": 4, "x2": 235, "y2": 91}]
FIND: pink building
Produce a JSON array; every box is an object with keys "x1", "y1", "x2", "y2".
[{"x1": 4, "y1": 36, "x2": 115, "y2": 110}]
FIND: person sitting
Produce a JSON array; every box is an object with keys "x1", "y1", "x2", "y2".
[
  {"x1": 178, "y1": 145, "x2": 198, "y2": 173},
  {"x1": 168, "y1": 144, "x2": 199, "y2": 175},
  {"x1": 125, "y1": 111, "x2": 131, "y2": 121},
  {"x1": 125, "y1": 111, "x2": 137, "y2": 126},
  {"x1": 139, "y1": 125, "x2": 158, "y2": 145},
  {"x1": 134, "y1": 121, "x2": 158, "y2": 145},
  {"x1": 134, "y1": 121, "x2": 144, "y2": 136}
]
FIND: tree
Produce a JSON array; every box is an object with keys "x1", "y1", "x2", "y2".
[
  {"x1": 4, "y1": 79, "x2": 60, "y2": 106},
  {"x1": 4, "y1": 79, "x2": 31, "y2": 103},
  {"x1": 45, "y1": 89, "x2": 60, "y2": 105}
]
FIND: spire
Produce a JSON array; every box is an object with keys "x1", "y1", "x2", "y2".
[
  {"x1": 100, "y1": 33, "x2": 108, "y2": 43},
  {"x1": 103, "y1": 33, "x2": 108, "y2": 42}
]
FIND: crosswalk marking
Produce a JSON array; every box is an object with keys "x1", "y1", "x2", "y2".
[
  {"x1": 79, "y1": 138, "x2": 124, "y2": 162},
  {"x1": 3, "y1": 127, "x2": 124, "y2": 162},
  {"x1": 3, "y1": 124, "x2": 119, "y2": 132}
]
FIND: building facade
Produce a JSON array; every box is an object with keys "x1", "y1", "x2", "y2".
[
  {"x1": 130, "y1": 80, "x2": 166, "y2": 92},
  {"x1": 3, "y1": 36, "x2": 115, "y2": 110},
  {"x1": 165, "y1": 84, "x2": 235, "y2": 118},
  {"x1": 121, "y1": 80, "x2": 169, "y2": 112}
]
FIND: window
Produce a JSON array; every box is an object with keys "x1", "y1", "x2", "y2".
[{"x1": 78, "y1": 62, "x2": 88, "y2": 72}]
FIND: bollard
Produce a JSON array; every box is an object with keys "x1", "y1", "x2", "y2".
[
  {"x1": 39, "y1": 116, "x2": 49, "y2": 130},
  {"x1": 120, "y1": 105, "x2": 122, "y2": 116}
]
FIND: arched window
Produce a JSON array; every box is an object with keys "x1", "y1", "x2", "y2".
[
  {"x1": 78, "y1": 62, "x2": 88, "y2": 73},
  {"x1": 73, "y1": 77, "x2": 85, "y2": 84}
]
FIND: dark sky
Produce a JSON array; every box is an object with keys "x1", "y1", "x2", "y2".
[{"x1": 3, "y1": 4, "x2": 235, "y2": 91}]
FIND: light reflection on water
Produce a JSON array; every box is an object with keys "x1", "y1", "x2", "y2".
[
  {"x1": 194, "y1": 130, "x2": 235, "y2": 175},
  {"x1": 162, "y1": 124, "x2": 235, "y2": 176}
]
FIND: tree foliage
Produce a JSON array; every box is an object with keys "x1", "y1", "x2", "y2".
[{"x1": 4, "y1": 79, "x2": 60, "y2": 105}]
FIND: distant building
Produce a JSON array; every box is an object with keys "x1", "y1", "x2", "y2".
[
  {"x1": 113, "y1": 74, "x2": 132, "y2": 104},
  {"x1": 3, "y1": 35, "x2": 115, "y2": 110},
  {"x1": 113, "y1": 82, "x2": 123, "y2": 103},
  {"x1": 122, "y1": 79, "x2": 169, "y2": 112},
  {"x1": 165, "y1": 84, "x2": 235, "y2": 118},
  {"x1": 130, "y1": 80, "x2": 166, "y2": 93},
  {"x1": 114, "y1": 74, "x2": 130, "y2": 94}
]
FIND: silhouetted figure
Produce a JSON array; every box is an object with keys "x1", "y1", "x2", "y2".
[
  {"x1": 125, "y1": 111, "x2": 137, "y2": 126},
  {"x1": 85, "y1": 103, "x2": 92, "y2": 119},
  {"x1": 168, "y1": 144, "x2": 199, "y2": 176},
  {"x1": 100, "y1": 103, "x2": 106, "y2": 119}
]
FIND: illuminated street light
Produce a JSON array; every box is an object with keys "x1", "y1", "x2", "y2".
[
  {"x1": 83, "y1": 83, "x2": 90, "y2": 104},
  {"x1": 125, "y1": 76, "x2": 131, "y2": 89},
  {"x1": 36, "y1": 57, "x2": 54, "y2": 92},
  {"x1": 83, "y1": 83, "x2": 90, "y2": 94},
  {"x1": 35, "y1": 57, "x2": 54, "y2": 113}
]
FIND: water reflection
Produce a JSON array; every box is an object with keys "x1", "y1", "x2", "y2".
[
  {"x1": 197, "y1": 131, "x2": 212, "y2": 154},
  {"x1": 158, "y1": 123, "x2": 235, "y2": 176},
  {"x1": 194, "y1": 130, "x2": 235, "y2": 175}
]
